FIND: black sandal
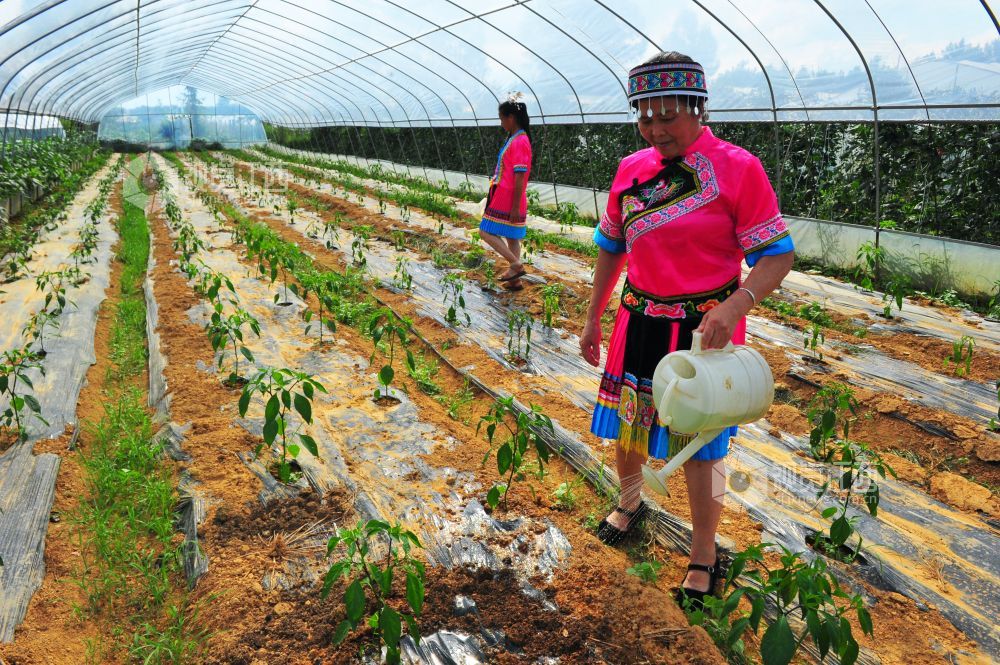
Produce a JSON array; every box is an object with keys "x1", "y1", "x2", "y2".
[
  {"x1": 596, "y1": 502, "x2": 648, "y2": 545},
  {"x1": 674, "y1": 556, "x2": 722, "y2": 611},
  {"x1": 498, "y1": 266, "x2": 526, "y2": 282}
]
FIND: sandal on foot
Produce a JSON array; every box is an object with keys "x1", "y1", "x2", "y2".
[
  {"x1": 674, "y1": 556, "x2": 722, "y2": 611},
  {"x1": 502, "y1": 278, "x2": 524, "y2": 292},
  {"x1": 596, "y1": 502, "x2": 648, "y2": 546},
  {"x1": 499, "y1": 266, "x2": 526, "y2": 282}
]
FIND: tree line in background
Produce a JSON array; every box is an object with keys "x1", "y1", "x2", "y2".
[{"x1": 264, "y1": 121, "x2": 999, "y2": 246}]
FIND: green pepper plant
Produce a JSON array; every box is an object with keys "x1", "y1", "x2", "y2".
[
  {"x1": 239, "y1": 367, "x2": 327, "y2": 482},
  {"x1": 685, "y1": 543, "x2": 873, "y2": 665},
  {"x1": 477, "y1": 397, "x2": 553, "y2": 510},
  {"x1": 322, "y1": 520, "x2": 425, "y2": 665},
  {"x1": 368, "y1": 309, "x2": 415, "y2": 399},
  {"x1": 0, "y1": 347, "x2": 46, "y2": 443},
  {"x1": 206, "y1": 303, "x2": 260, "y2": 385}
]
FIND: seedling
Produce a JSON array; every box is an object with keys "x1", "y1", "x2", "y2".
[
  {"x1": 882, "y1": 274, "x2": 909, "y2": 318},
  {"x1": 286, "y1": 198, "x2": 299, "y2": 224},
  {"x1": 368, "y1": 309, "x2": 415, "y2": 399},
  {"x1": 506, "y1": 308, "x2": 533, "y2": 363},
  {"x1": 239, "y1": 367, "x2": 327, "y2": 483},
  {"x1": 523, "y1": 229, "x2": 545, "y2": 261},
  {"x1": 392, "y1": 256, "x2": 413, "y2": 291},
  {"x1": 944, "y1": 335, "x2": 975, "y2": 376},
  {"x1": 206, "y1": 303, "x2": 260, "y2": 385},
  {"x1": 22, "y1": 308, "x2": 61, "y2": 356},
  {"x1": 407, "y1": 352, "x2": 441, "y2": 396},
  {"x1": 626, "y1": 560, "x2": 663, "y2": 584},
  {"x1": 551, "y1": 475, "x2": 584, "y2": 510},
  {"x1": 0, "y1": 347, "x2": 46, "y2": 443},
  {"x1": 482, "y1": 263, "x2": 498, "y2": 291},
  {"x1": 351, "y1": 226, "x2": 371, "y2": 269},
  {"x1": 686, "y1": 543, "x2": 872, "y2": 665},
  {"x1": 540, "y1": 283, "x2": 563, "y2": 327},
  {"x1": 811, "y1": 439, "x2": 894, "y2": 562},
  {"x1": 35, "y1": 269, "x2": 69, "y2": 315},
  {"x1": 441, "y1": 273, "x2": 470, "y2": 327},
  {"x1": 855, "y1": 240, "x2": 885, "y2": 291},
  {"x1": 477, "y1": 397, "x2": 553, "y2": 510},
  {"x1": 803, "y1": 322, "x2": 825, "y2": 360},
  {"x1": 391, "y1": 230, "x2": 407, "y2": 251},
  {"x1": 378, "y1": 197, "x2": 387, "y2": 215},
  {"x1": 438, "y1": 379, "x2": 474, "y2": 422},
  {"x1": 556, "y1": 201, "x2": 581, "y2": 234},
  {"x1": 299, "y1": 270, "x2": 338, "y2": 346},
  {"x1": 806, "y1": 383, "x2": 858, "y2": 461},
  {"x1": 322, "y1": 520, "x2": 425, "y2": 665}
]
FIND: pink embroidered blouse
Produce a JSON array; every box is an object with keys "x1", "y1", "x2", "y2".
[{"x1": 594, "y1": 126, "x2": 792, "y2": 300}]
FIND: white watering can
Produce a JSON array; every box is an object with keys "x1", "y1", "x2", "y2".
[{"x1": 641, "y1": 332, "x2": 774, "y2": 495}]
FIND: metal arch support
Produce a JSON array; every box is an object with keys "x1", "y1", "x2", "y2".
[
  {"x1": 719, "y1": 1, "x2": 810, "y2": 115},
  {"x1": 686, "y1": 0, "x2": 784, "y2": 199},
  {"x1": 863, "y1": 1, "x2": 930, "y2": 122},
  {"x1": 28, "y1": 35, "x2": 218, "y2": 110},
  {"x1": 812, "y1": 0, "x2": 881, "y2": 248},
  {"x1": 517, "y1": 1, "x2": 629, "y2": 216},
  {"x1": 6, "y1": 14, "x2": 232, "y2": 116},
  {"x1": 199, "y1": 34, "x2": 417, "y2": 134},
  {"x1": 0, "y1": 0, "x2": 242, "y2": 113},
  {"x1": 184, "y1": 66, "x2": 328, "y2": 127},
  {"x1": 246, "y1": 3, "x2": 466, "y2": 181},
  {"x1": 447, "y1": 0, "x2": 581, "y2": 205},
  {"x1": 229, "y1": 0, "x2": 518, "y2": 181},
  {"x1": 214, "y1": 19, "x2": 439, "y2": 174},
  {"x1": 185, "y1": 42, "x2": 368, "y2": 125},
  {"x1": 980, "y1": 0, "x2": 1000, "y2": 34},
  {"x1": 247, "y1": 4, "x2": 444, "y2": 179},
  {"x1": 29, "y1": 38, "x2": 219, "y2": 121},
  {"x1": 6, "y1": 5, "x2": 252, "y2": 120}
]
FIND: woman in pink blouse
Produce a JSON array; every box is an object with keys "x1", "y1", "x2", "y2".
[
  {"x1": 479, "y1": 97, "x2": 533, "y2": 291},
  {"x1": 580, "y1": 52, "x2": 794, "y2": 608}
]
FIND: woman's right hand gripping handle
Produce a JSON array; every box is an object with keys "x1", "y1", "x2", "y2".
[{"x1": 580, "y1": 318, "x2": 602, "y2": 367}]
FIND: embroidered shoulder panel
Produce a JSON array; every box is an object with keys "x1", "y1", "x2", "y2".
[
  {"x1": 621, "y1": 153, "x2": 719, "y2": 252},
  {"x1": 737, "y1": 214, "x2": 788, "y2": 253}
]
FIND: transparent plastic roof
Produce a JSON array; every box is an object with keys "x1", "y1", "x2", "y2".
[{"x1": 1, "y1": 0, "x2": 998, "y2": 126}]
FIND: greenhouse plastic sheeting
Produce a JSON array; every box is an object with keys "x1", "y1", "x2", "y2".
[{"x1": 1, "y1": 1, "x2": 998, "y2": 126}]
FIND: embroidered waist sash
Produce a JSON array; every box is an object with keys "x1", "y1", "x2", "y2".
[{"x1": 620, "y1": 277, "x2": 738, "y2": 319}]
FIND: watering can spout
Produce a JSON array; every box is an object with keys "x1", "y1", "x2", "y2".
[{"x1": 641, "y1": 428, "x2": 725, "y2": 496}]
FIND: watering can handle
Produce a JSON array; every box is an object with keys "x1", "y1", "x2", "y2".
[
  {"x1": 691, "y1": 331, "x2": 735, "y2": 355},
  {"x1": 657, "y1": 377, "x2": 678, "y2": 426}
]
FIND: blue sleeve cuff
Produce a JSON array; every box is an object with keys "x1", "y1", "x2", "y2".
[
  {"x1": 745, "y1": 234, "x2": 794, "y2": 267},
  {"x1": 593, "y1": 226, "x2": 626, "y2": 254},
  {"x1": 513, "y1": 165, "x2": 528, "y2": 173}
]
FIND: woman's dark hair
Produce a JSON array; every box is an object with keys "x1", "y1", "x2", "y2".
[
  {"x1": 634, "y1": 50, "x2": 708, "y2": 120},
  {"x1": 498, "y1": 100, "x2": 531, "y2": 141}
]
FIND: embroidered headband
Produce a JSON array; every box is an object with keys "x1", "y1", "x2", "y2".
[{"x1": 627, "y1": 61, "x2": 708, "y2": 106}]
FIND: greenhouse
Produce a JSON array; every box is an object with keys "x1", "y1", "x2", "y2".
[{"x1": 1, "y1": 1, "x2": 998, "y2": 663}]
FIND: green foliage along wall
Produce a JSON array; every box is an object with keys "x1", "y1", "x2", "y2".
[{"x1": 265, "y1": 121, "x2": 1000, "y2": 246}]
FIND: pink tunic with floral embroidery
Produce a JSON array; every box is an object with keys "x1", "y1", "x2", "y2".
[{"x1": 595, "y1": 126, "x2": 791, "y2": 344}]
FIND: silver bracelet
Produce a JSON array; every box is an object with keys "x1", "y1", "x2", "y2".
[{"x1": 736, "y1": 286, "x2": 757, "y2": 306}]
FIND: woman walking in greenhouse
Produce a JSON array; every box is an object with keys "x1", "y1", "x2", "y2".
[
  {"x1": 579, "y1": 52, "x2": 795, "y2": 608},
  {"x1": 479, "y1": 94, "x2": 533, "y2": 292}
]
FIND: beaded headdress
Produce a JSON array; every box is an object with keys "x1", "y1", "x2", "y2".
[{"x1": 627, "y1": 60, "x2": 707, "y2": 116}]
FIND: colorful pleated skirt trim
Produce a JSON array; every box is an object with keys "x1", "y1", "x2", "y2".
[{"x1": 590, "y1": 278, "x2": 740, "y2": 462}]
